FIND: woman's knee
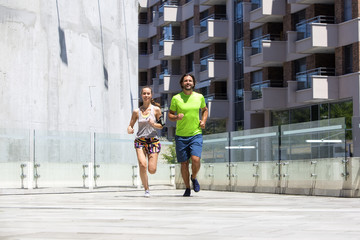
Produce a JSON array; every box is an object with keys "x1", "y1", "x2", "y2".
[{"x1": 148, "y1": 167, "x2": 157, "y2": 174}]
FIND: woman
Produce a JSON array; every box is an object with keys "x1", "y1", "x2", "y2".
[{"x1": 127, "y1": 86, "x2": 164, "y2": 197}]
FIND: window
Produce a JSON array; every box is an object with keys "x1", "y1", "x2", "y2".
[
  {"x1": 344, "y1": 0, "x2": 352, "y2": 22},
  {"x1": 200, "y1": 47, "x2": 209, "y2": 71},
  {"x1": 251, "y1": 27, "x2": 262, "y2": 54},
  {"x1": 186, "y1": 53, "x2": 194, "y2": 73},
  {"x1": 186, "y1": 18, "x2": 194, "y2": 38},
  {"x1": 344, "y1": 45, "x2": 353, "y2": 74},
  {"x1": 235, "y1": 40, "x2": 243, "y2": 62},
  {"x1": 251, "y1": 70, "x2": 262, "y2": 84},
  {"x1": 235, "y1": 0, "x2": 243, "y2": 22}
]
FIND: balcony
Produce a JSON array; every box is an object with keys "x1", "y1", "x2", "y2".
[
  {"x1": 139, "y1": 22, "x2": 157, "y2": 40},
  {"x1": 162, "y1": 1, "x2": 181, "y2": 25},
  {"x1": 207, "y1": 99, "x2": 229, "y2": 118},
  {"x1": 338, "y1": 18, "x2": 360, "y2": 47},
  {"x1": 291, "y1": 16, "x2": 336, "y2": 54},
  {"x1": 158, "y1": 38, "x2": 182, "y2": 60},
  {"x1": 251, "y1": 80, "x2": 283, "y2": 99},
  {"x1": 161, "y1": 74, "x2": 182, "y2": 93},
  {"x1": 198, "y1": 54, "x2": 228, "y2": 81},
  {"x1": 293, "y1": 68, "x2": 338, "y2": 103},
  {"x1": 287, "y1": 0, "x2": 334, "y2": 4},
  {"x1": 199, "y1": 0, "x2": 227, "y2": 5},
  {"x1": 247, "y1": 35, "x2": 286, "y2": 67},
  {"x1": 245, "y1": 87, "x2": 287, "y2": 111},
  {"x1": 199, "y1": 14, "x2": 228, "y2": 43},
  {"x1": 296, "y1": 67, "x2": 335, "y2": 90},
  {"x1": 244, "y1": 0, "x2": 285, "y2": 23}
]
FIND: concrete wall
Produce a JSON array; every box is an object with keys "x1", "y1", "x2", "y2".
[{"x1": 0, "y1": 0, "x2": 138, "y2": 133}]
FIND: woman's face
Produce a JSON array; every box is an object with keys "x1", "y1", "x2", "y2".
[{"x1": 141, "y1": 88, "x2": 152, "y2": 102}]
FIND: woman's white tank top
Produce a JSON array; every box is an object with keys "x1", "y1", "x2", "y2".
[{"x1": 136, "y1": 105, "x2": 158, "y2": 138}]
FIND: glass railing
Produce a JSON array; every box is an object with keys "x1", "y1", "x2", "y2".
[
  {"x1": 164, "y1": 0, "x2": 179, "y2": 6},
  {"x1": 251, "y1": 34, "x2": 280, "y2": 55},
  {"x1": 296, "y1": 67, "x2": 335, "y2": 90},
  {"x1": 251, "y1": 80, "x2": 283, "y2": 99},
  {"x1": 0, "y1": 118, "x2": 350, "y2": 191},
  {"x1": 200, "y1": 54, "x2": 227, "y2": 72},
  {"x1": 296, "y1": 15, "x2": 335, "y2": 40},
  {"x1": 251, "y1": 0, "x2": 262, "y2": 10},
  {"x1": 200, "y1": 13, "x2": 227, "y2": 32},
  {"x1": 251, "y1": 80, "x2": 270, "y2": 99},
  {"x1": 159, "y1": 4, "x2": 164, "y2": 18},
  {"x1": 158, "y1": 69, "x2": 169, "y2": 85}
]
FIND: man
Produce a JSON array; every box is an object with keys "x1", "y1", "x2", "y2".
[{"x1": 168, "y1": 74, "x2": 208, "y2": 197}]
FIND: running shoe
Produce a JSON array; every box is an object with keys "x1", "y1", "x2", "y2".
[
  {"x1": 191, "y1": 175, "x2": 200, "y2": 192},
  {"x1": 183, "y1": 188, "x2": 191, "y2": 197},
  {"x1": 144, "y1": 190, "x2": 150, "y2": 198}
]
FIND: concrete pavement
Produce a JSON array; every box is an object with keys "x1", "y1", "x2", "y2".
[{"x1": 0, "y1": 186, "x2": 360, "y2": 239}]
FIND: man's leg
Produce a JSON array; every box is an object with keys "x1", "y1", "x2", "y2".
[
  {"x1": 190, "y1": 155, "x2": 201, "y2": 179},
  {"x1": 181, "y1": 161, "x2": 190, "y2": 189}
]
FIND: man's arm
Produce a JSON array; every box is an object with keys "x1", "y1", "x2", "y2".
[
  {"x1": 168, "y1": 110, "x2": 184, "y2": 122},
  {"x1": 199, "y1": 106, "x2": 208, "y2": 129}
]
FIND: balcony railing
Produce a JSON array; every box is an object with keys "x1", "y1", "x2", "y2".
[
  {"x1": 164, "y1": 0, "x2": 179, "y2": 6},
  {"x1": 139, "y1": 18, "x2": 148, "y2": 24},
  {"x1": 296, "y1": 15, "x2": 335, "y2": 40},
  {"x1": 296, "y1": 67, "x2": 335, "y2": 90},
  {"x1": 251, "y1": 80, "x2": 283, "y2": 99},
  {"x1": 205, "y1": 93, "x2": 228, "y2": 101},
  {"x1": 251, "y1": 0, "x2": 262, "y2": 10},
  {"x1": 251, "y1": 34, "x2": 281, "y2": 55},
  {"x1": 139, "y1": 49, "x2": 147, "y2": 55},
  {"x1": 158, "y1": 69, "x2": 170, "y2": 85},
  {"x1": 200, "y1": 13, "x2": 227, "y2": 33},
  {"x1": 200, "y1": 54, "x2": 227, "y2": 72}
]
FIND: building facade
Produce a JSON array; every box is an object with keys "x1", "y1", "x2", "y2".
[
  {"x1": 0, "y1": 0, "x2": 138, "y2": 134},
  {"x1": 138, "y1": 0, "x2": 360, "y2": 156}
]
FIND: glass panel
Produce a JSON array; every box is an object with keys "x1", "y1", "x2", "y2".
[
  {"x1": 197, "y1": 132, "x2": 230, "y2": 189},
  {"x1": 280, "y1": 118, "x2": 346, "y2": 161},
  {"x1": 34, "y1": 130, "x2": 91, "y2": 188},
  {"x1": 148, "y1": 140, "x2": 176, "y2": 185},
  {"x1": 229, "y1": 126, "x2": 279, "y2": 190},
  {"x1": 94, "y1": 133, "x2": 137, "y2": 187},
  {"x1": 0, "y1": 128, "x2": 30, "y2": 188}
]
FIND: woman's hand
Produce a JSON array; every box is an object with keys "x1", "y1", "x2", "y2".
[{"x1": 127, "y1": 126, "x2": 134, "y2": 134}]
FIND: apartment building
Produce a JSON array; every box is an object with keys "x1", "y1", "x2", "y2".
[
  {"x1": 139, "y1": 0, "x2": 360, "y2": 156},
  {"x1": 138, "y1": 0, "x2": 233, "y2": 138}
]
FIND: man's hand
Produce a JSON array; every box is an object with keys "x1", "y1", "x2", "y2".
[
  {"x1": 199, "y1": 120, "x2": 206, "y2": 129},
  {"x1": 177, "y1": 113, "x2": 184, "y2": 120}
]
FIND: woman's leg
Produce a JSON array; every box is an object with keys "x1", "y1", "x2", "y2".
[
  {"x1": 148, "y1": 153, "x2": 159, "y2": 174},
  {"x1": 136, "y1": 148, "x2": 149, "y2": 190}
]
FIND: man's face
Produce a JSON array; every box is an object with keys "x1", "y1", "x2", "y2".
[{"x1": 181, "y1": 75, "x2": 194, "y2": 90}]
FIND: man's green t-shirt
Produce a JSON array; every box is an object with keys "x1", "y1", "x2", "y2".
[{"x1": 170, "y1": 91, "x2": 206, "y2": 137}]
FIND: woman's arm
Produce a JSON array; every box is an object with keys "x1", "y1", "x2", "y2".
[
  {"x1": 127, "y1": 110, "x2": 138, "y2": 134},
  {"x1": 151, "y1": 106, "x2": 164, "y2": 129}
]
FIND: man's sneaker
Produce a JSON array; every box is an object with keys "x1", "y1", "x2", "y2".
[
  {"x1": 183, "y1": 188, "x2": 191, "y2": 197},
  {"x1": 191, "y1": 175, "x2": 200, "y2": 192},
  {"x1": 144, "y1": 190, "x2": 150, "y2": 198}
]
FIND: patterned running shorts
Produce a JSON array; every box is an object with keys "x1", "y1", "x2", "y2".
[{"x1": 134, "y1": 137, "x2": 161, "y2": 154}]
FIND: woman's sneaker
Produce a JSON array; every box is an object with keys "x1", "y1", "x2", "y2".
[{"x1": 144, "y1": 190, "x2": 150, "y2": 198}]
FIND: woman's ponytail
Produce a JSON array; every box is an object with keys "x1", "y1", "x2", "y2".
[{"x1": 151, "y1": 98, "x2": 161, "y2": 108}]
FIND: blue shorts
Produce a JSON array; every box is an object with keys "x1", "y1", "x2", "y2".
[{"x1": 175, "y1": 134, "x2": 203, "y2": 163}]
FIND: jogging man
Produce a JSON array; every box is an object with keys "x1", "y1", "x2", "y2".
[{"x1": 168, "y1": 73, "x2": 208, "y2": 197}]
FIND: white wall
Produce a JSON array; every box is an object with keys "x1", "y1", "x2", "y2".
[{"x1": 0, "y1": 0, "x2": 138, "y2": 134}]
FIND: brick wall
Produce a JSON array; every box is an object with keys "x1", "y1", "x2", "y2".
[{"x1": 335, "y1": 47, "x2": 343, "y2": 75}]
